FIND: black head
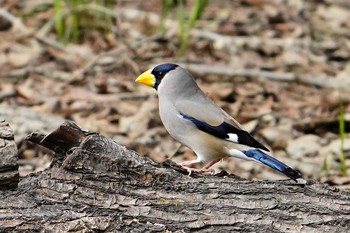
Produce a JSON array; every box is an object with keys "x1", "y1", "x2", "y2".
[{"x1": 151, "y1": 63, "x2": 178, "y2": 90}]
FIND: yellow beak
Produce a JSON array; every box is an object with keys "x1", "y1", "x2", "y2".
[{"x1": 135, "y1": 69, "x2": 155, "y2": 87}]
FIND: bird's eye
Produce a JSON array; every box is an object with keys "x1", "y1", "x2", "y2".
[{"x1": 156, "y1": 71, "x2": 164, "y2": 79}]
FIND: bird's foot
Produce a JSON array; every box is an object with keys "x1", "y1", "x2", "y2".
[
  {"x1": 178, "y1": 159, "x2": 220, "y2": 176},
  {"x1": 180, "y1": 165, "x2": 212, "y2": 176}
]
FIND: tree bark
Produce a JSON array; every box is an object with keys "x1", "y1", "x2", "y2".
[
  {"x1": 0, "y1": 121, "x2": 349, "y2": 232},
  {"x1": 0, "y1": 119, "x2": 19, "y2": 190}
]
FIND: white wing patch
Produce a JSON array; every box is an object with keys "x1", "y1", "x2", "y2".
[
  {"x1": 229, "y1": 149, "x2": 255, "y2": 161},
  {"x1": 177, "y1": 113, "x2": 184, "y2": 119},
  {"x1": 227, "y1": 133, "x2": 238, "y2": 143}
]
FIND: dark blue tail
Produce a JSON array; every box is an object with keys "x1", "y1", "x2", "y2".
[{"x1": 243, "y1": 149, "x2": 302, "y2": 181}]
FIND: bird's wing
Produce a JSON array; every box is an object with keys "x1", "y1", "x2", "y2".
[{"x1": 175, "y1": 95, "x2": 269, "y2": 151}]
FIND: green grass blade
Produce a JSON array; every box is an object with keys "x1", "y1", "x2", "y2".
[
  {"x1": 177, "y1": 0, "x2": 188, "y2": 56},
  {"x1": 188, "y1": 0, "x2": 207, "y2": 28},
  {"x1": 322, "y1": 154, "x2": 329, "y2": 171},
  {"x1": 338, "y1": 97, "x2": 347, "y2": 176},
  {"x1": 54, "y1": 0, "x2": 64, "y2": 42},
  {"x1": 71, "y1": 0, "x2": 80, "y2": 43},
  {"x1": 51, "y1": 0, "x2": 116, "y2": 44}
]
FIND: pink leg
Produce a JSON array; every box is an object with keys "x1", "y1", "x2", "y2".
[
  {"x1": 178, "y1": 159, "x2": 221, "y2": 175},
  {"x1": 201, "y1": 159, "x2": 221, "y2": 171},
  {"x1": 178, "y1": 159, "x2": 201, "y2": 176},
  {"x1": 178, "y1": 159, "x2": 201, "y2": 167}
]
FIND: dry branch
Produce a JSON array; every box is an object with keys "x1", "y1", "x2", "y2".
[
  {"x1": 174, "y1": 63, "x2": 343, "y2": 89},
  {"x1": 0, "y1": 121, "x2": 350, "y2": 232}
]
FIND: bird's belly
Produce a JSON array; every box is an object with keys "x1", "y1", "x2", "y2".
[
  {"x1": 159, "y1": 103, "x2": 229, "y2": 163},
  {"x1": 170, "y1": 130, "x2": 229, "y2": 163},
  {"x1": 187, "y1": 132, "x2": 230, "y2": 162}
]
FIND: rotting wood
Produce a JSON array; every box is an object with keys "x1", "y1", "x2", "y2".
[{"x1": 0, "y1": 121, "x2": 349, "y2": 232}]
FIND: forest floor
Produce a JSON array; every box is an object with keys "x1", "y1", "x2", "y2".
[{"x1": 1, "y1": 0, "x2": 350, "y2": 188}]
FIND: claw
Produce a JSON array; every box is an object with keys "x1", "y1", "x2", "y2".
[
  {"x1": 178, "y1": 159, "x2": 221, "y2": 176},
  {"x1": 180, "y1": 165, "x2": 212, "y2": 176}
]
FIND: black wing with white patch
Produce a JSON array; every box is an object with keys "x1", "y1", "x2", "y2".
[{"x1": 180, "y1": 112, "x2": 269, "y2": 151}]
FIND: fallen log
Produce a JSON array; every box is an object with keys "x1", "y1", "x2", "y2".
[
  {"x1": 0, "y1": 121, "x2": 349, "y2": 232},
  {"x1": 0, "y1": 119, "x2": 19, "y2": 190}
]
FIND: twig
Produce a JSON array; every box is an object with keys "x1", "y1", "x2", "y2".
[
  {"x1": 0, "y1": 8, "x2": 31, "y2": 36},
  {"x1": 0, "y1": 90, "x2": 16, "y2": 101},
  {"x1": 167, "y1": 63, "x2": 350, "y2": 91},
  {"x1": 176, "y1": 63, "x2": 295, "y2": 81},
  {"x1": 192, "y1": 30, "x2": 311, "y2": 49},
  {"x1": 35, "y1": 36, "x2": 66, "y2": 51},
  {"x1": 62, "y1": 88, "x2": 153, "y2": 103}
]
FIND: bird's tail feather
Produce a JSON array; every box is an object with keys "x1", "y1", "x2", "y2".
[{"x1": 243, "y1": 149, "x2": 302, "y2": 181}]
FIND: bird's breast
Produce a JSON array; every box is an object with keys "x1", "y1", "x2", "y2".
[{"x1": 159, "y1": 101, "x2": 195, "y2": 143}]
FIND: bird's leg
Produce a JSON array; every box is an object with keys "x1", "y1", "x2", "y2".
[
  {"x1": 199, "y1": 159, "x2": 221, "y2": 172},
  {"x1": 178, "y1": 159, "x2": 201, "y2": 176},
  {"x1": 178, "y1": 160, "x2": 200, "y2": 167},
  {"x1": 178, "y1": 159, "x2": 221, "y2": 175}
]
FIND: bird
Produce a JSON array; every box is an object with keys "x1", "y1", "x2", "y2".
[{"x1": 135, "y1": 63, "x2": 302, "y2": 182}]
